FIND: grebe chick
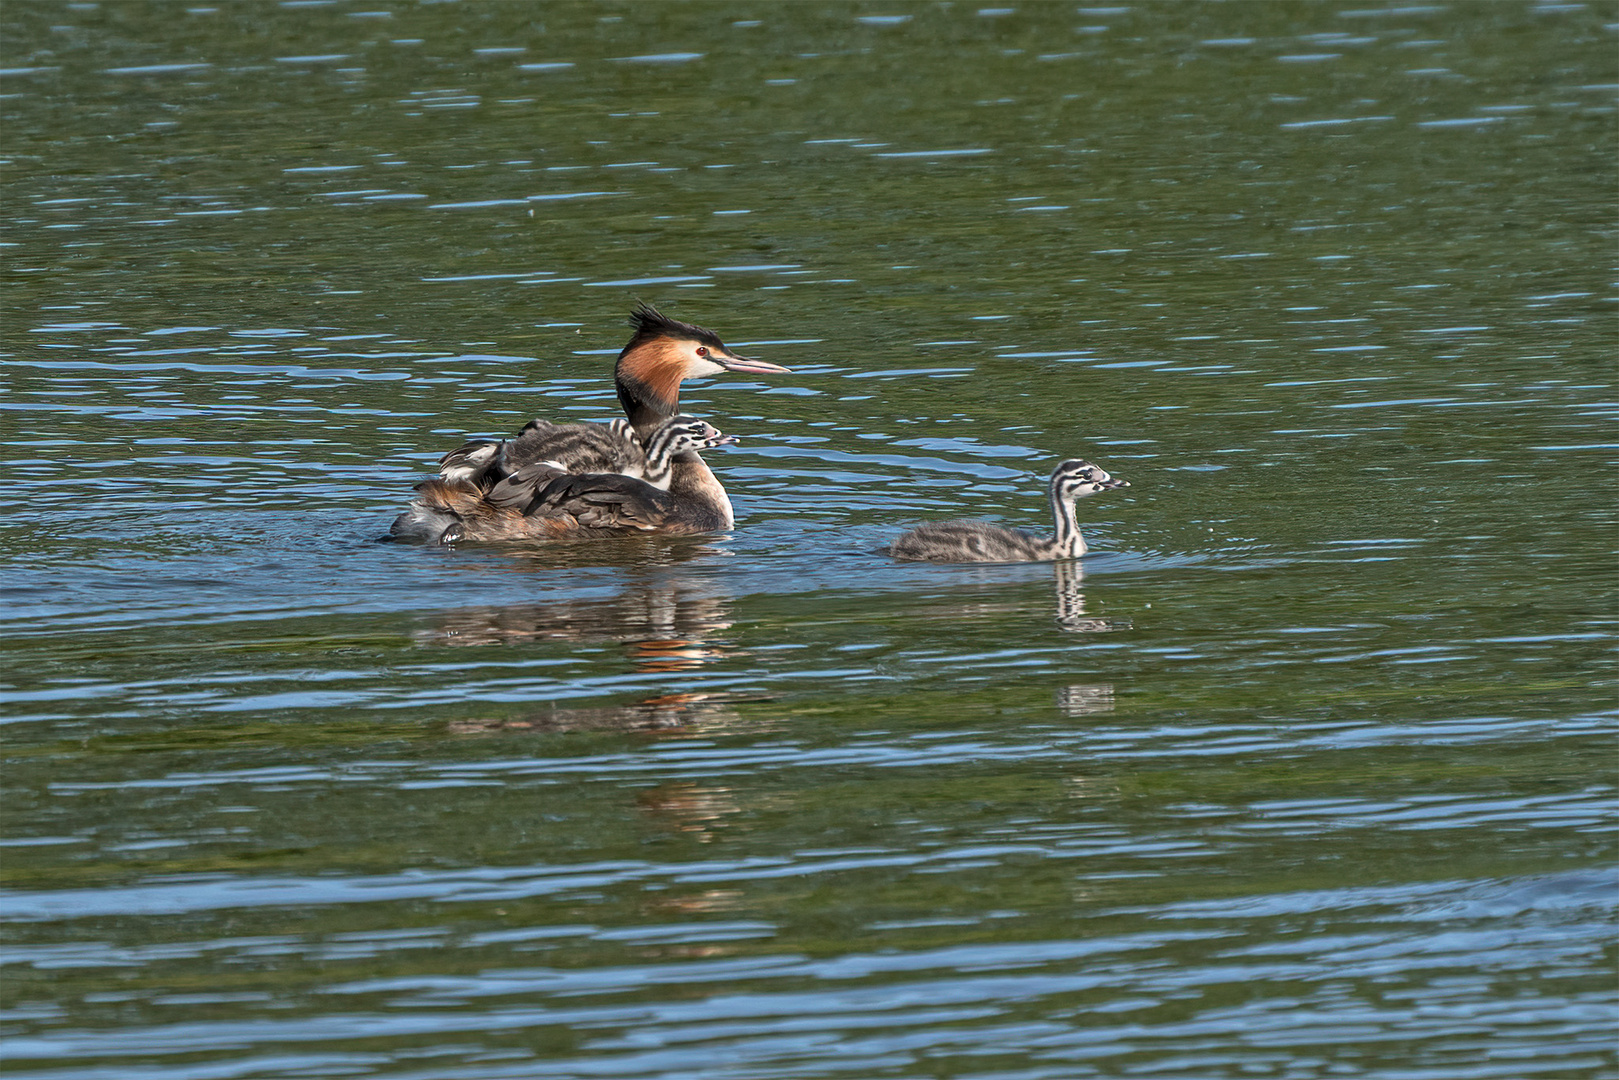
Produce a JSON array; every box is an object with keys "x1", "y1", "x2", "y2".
[
  {"x1": 888, "y1": 459, "x2": 1128, "y2": 564},
  {"x1": 412, "y1": 418, "x2": 739, "y2": 544},
  {"x1": 391, "y1": 305, "x2": 789, "y2": 543},
  {"x1": 443, "y1": 414, "x2": 726, "y2": 493},
  {"x1": 485, "y1": 416, "x2": 734, "y2": 507},
  {"x1": 436, "y1": 418, "x2": 638, "y2": 489},
  {"x1": 620, "y1": 415, "x2": 736, "y2": 491}
]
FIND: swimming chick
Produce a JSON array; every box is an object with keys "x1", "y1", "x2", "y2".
[{"x1": 888, "y1": 458, "x2": 1129, "y2": 563}]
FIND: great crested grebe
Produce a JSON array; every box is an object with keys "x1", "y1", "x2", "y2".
[
  {"x1": 888, "y1": 459, "x2": 1129, "y2": 563},
  {"x1": 391, "y1": 305, "x2": 788, "y2": 543}
]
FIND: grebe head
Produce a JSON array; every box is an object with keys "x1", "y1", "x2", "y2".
[
  {"x1": 646, "y1": 415, "x2": 738, "y2": 459},
  {"x1": 1051, "y1": 459, "x2": 1129, "y2": 504},
  {"x1": 638, "y1": 415, "x2": 738, "y2": 489},
  {"x1": 615, "y1": 303, "x2": 790, "y2": 431}
]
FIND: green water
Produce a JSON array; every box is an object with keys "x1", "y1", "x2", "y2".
[{"x1": 2, "y1": 2, "x2": 1615, "y2": 1077}]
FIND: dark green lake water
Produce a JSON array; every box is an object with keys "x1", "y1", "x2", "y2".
[{"x1": 3, "y1": 2, "x2": 1616, "y2": 1077}]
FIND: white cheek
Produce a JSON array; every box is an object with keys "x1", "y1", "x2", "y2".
[{"x1": 686, "y1": 357, "x2": 725, "y2": 379}]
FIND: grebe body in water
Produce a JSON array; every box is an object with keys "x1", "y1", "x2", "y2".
[{"x1": 888, "y1": 459, "x2": 1128, "y2": 563}]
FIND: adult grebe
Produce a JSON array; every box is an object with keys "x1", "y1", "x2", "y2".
[
  {"x1": 888, "y1": 459, "x2": 1129, "y2": 563},
  {"x1": 391, "y1": 305, "x2": 788, "y2": 543}
]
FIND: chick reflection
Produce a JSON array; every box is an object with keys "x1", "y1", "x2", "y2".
[
  {"x1": 1054, "y1": 560, "x2": 1125, "y2": 633},
  {"x1": 898, "y1": 560, "x2": 1126, "y2": 633},
  {"x1": 1057, "y1": 683, "x2": 1116, "y2": 716}
]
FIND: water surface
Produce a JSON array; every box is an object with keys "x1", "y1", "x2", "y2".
[{"x1": 2, "y1": 3, "x2": 1616, "y2": 1078}]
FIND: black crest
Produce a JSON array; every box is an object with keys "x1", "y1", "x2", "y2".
[{"x1": 625, "y1": 302, "x2": 727, "y2": 352}]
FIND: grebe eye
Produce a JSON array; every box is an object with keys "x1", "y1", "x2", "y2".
[{"x1": 696, "y1": 346, "x2": 709, "y2": 357}]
